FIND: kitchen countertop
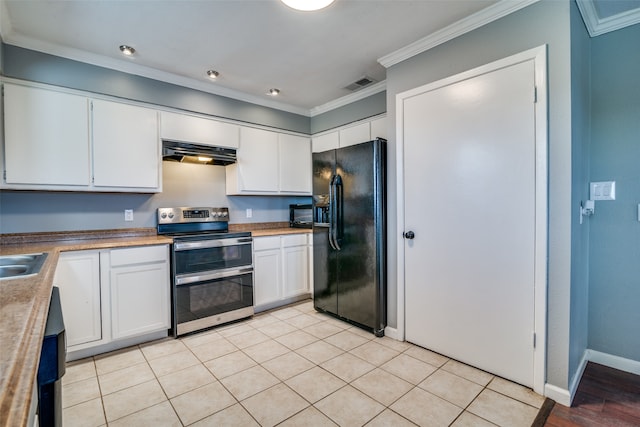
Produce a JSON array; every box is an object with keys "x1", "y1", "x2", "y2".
[
  {"x1": 0, "y1": 229, "x2": 172, "y2": 427},
  {"x1": 229, "y1": 222, "x2": 312, "y2": 237}
]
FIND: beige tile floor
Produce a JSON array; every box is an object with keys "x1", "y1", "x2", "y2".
[{"x1": 62, "y1": 300, "x2": 545, "y2": 426}]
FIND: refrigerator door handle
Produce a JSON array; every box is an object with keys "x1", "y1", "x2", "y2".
[
  {"x1": 332, "y1": 174, "x2": 343, "y2": 251},
  {"x1": 328, "y1": 175, "x2": 337, "y2": 250}
]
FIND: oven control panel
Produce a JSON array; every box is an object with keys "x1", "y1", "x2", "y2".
[{"x1": 157, "y1": 207, "x2": 229, "y2": 224}]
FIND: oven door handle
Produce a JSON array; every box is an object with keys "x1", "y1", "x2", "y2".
[
  {"x1": 175, "y1": 266, "x2": 253, "y2": 286},
  {"x1": 174, "y1": 238, "x2": 252, "y2": 251}
]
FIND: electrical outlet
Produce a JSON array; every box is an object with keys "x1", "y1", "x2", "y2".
[
  {"x1": 246, "y1": 208, "x2": 252, "y2": 218},
  {"x1": 124, "y1": 209, "x2": 134, "y2": 221}
]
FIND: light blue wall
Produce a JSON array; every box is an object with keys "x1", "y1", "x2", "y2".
[
  {"x1": 568, "y1": 0, "x2": 591, "y2": 382},
  {"x1": 588, "y1": 23, "x2": 640, "y2": 362},
  {"x1": 310, "y1": 91, "x2": 386, "y2": 134},
  {"x1": 3, "y1": 45, "x2": 310, "y2": 134},
  {"x1": 386, "y1": 0, "x2": 574, "y2": 389},
  {"x1": 0, "y1": 162, "x2": 310, "y2": 233}
]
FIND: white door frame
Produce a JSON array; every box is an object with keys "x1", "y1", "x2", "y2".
[{"x1": 395, "y1": 45, "x2": 548, "y2": 394}]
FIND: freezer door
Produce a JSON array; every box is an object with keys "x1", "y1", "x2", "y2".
[
  {"x1": 313, "y1": 149, "x2": 338, "y2": 314},
  {"x1": 335, "y1": 140, "x2": 386, "y2": 333}
]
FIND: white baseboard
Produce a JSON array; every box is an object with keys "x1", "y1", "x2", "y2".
[
  {"x1": 384, "y1": 326, "x2": 401, "y2": 340},
  {"x1": 587, "y1": 349, "x2": 640, "y2": 375},
  {"x1": 544, "y1": 383, "x2": 572, "y2": 407},
  {"x1": 544, "y1": 349, "x2": 640, "y2": 407}
]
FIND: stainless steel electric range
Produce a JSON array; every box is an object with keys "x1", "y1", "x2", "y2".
[{"x1": 157, "y1": 207, "x2": 253, "y2": 336}]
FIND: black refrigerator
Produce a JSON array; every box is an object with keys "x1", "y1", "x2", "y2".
[{"x1": 312, "y1": 138, "x2": 386, "y2": 336}]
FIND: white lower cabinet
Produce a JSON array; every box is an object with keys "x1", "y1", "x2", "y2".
[
  {"x1": 253, "y1": 238, "x2": 282, "y2": 307},
  {"x1": 53, "y1": 245, "x2": 170, "y2": 360},
  {"x1": 253, "y1": 234, "x2": 311, "y2": 312},
  {"x1": 54, "y1": 251, "x2": 102, "y2": 347},
  {"x1": 108, "y1": 246, "x2": 171, "y2": 340}
]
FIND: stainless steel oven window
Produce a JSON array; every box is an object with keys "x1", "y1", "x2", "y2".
[{"x1": 175, "y1": 272, "x2": 253, "y2": 324}]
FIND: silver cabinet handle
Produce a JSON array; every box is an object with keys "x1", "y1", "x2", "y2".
[{"x1": 175, "y1": 266, "x2": 253, "y2": 286}]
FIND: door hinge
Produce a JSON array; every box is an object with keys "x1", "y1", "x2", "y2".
[
  {"x1": 534, "y1": 86, "x2": 538, "y2": 104},
  {"x1": 533, "y1": 332, "x2": 537, "y2": 348}
]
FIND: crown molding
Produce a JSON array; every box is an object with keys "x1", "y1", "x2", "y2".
[
  {"x1": 309, "y1": 80, "x2": 386, "y2": 117},
  {"x1": 378, "y1": 0, "x2": 540, "y2": 68},
  {"x1": 576, "y1": 0, "x2": 640, "y2": 37},
  {"x1": 2, "y1": 31, "x2": 311, "y2": 117}
]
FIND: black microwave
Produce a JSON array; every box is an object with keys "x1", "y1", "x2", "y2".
[{"x1": 289, "y1": 204, "x2": 312, "y2": 228}]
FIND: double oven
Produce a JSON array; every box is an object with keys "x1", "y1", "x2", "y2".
[{"x1": 158, "y1": 207, "x2": 253, "y2": 336}]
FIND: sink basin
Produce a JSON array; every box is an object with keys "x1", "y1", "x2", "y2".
[{"x1": 0, "y1": 253, "x2": 48, "y2": 280}]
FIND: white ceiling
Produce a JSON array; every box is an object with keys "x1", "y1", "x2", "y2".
[{"x1": 1, "y1": 0, "x2": 639, "y2": 116}]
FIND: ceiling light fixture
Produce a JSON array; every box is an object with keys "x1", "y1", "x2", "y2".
[
  {"x1": 206, "y1": 70, "x2": 219, "y2": 79},
  {"x1": 281, "y1": 0, "x2": 335, "y2": 12},
  {"x1": 119, "y1": 45, "x2": 136, "y2": 56},
  {"x1": 269, "y1": 88, "x2": 280, "y2": 96}
]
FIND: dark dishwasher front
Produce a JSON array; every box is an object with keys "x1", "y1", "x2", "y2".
[{"x1": 38, "y1": 286, "x2": 66, "y2": 427}]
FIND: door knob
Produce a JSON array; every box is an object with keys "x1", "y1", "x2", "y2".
[{"x1": 403, "y1": 231, "x2": 415, "y2": 239}]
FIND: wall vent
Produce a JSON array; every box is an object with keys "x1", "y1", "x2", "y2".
[{"x1": 344, "y1": 76, "x2": 377, "y2": 91}]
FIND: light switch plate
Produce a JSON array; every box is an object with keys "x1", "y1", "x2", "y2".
[{"x1": 590, "y1": 181, "x2": 616, "y2": 201}]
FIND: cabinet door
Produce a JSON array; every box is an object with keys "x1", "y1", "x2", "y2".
[
  {"x1": 109, "y1": 247, "x2": 170, "y2": 340},
  {"x1": 160, "y1": 111, "x2": 239, "y2": 148},
  {"x1": 370, "y1": 117, "x2": 387, "y2": 140},
  {"x1": 254, "y1": 249, "x2": 282, "y2": 306},
  {"x1": 312, "y1": 132, "x2": 339, "y2": 153},
  {"x1": 92, "y1": 99, "x2": 160, "y2": 190},
  {"x1": 3, "y1": 84, "x2": 90, "y2": 186},
  {"x1": 339, "y1": 122, "x2": 371, "y2": 148},
  {"x1": 282, "y1": 245, "x2": 309, "y2": 298},
  {"x1": 230, "y1": 127, "x2": 279, "y2": 193},
  {"x1": 110, "y1": 266, "x2": 170, "y2": 340},
  {"x1": 279, "y1": 134, "x2": 311, "y2": 194},
  {"x1": 53, "y1": 251, "x2": 102, "y2": 347}
]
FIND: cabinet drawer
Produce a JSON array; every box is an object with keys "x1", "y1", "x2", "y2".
[
  {"x1": 253, "y1": 236, "x2": 281, "y2": 251},
  {"x1": 282, "y1": 234, "x2": 308, "y2": 247},
  {"x1": 110, "y1": 245, "x2": 168, "y2": 267}
]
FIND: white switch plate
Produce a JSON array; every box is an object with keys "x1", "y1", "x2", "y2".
[
  {"x1": 124, "y1": 209, "x2": 134, "y2": 221},
  {"x1": 246, "y1": 208, "x2": 252, "y2": 218},
  {"x1": 590, "y1": 181, "x2": 616, "y2": 201}
]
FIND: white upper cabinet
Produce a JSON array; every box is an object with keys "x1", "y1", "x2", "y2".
[
  {"x1": 339, "y1": 122, "x2": 371, "y2": 148},
  {"x1": 2, "y1": 83, "x2": 161, "y2": 192},
  {"x1": 370, "y1": 117, "x2": 387, "y2": 140},
  {"x1": 226, "y1": 127, "x2": 279, "y2": 194},
  {"x1": 160, "y1": 111, "x2": 239, "y2": 148},
  {"x1": 311, "y1": 116, "x2": 386, "y2": 153},
  {"x1": 312, "y1": 132, "x2": 339, "y2": 153},
  {"x1": 92, "y1": 99, "x2": 161, "y2": 191},
  {"x1": 278, "y1": 134, "x2": 311, "y2": 194},
  {"x1": 3, "y1": 83, "x2": 90, "y2": 187},
  {"x1": 227, "y1": 127, "x2": 311, "y2": 195}
]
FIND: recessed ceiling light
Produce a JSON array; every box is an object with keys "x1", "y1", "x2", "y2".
[
  {"x1": 119, "y1": 45, "x2": 136, "y2": 56},
  {"x1": 281, "y1": 0, "x2": 335, "y2": 11},
  {"x1": 206, "y1": 70, "x2": 219, "y2": 79},
  {"x1": 269, "y1": 88, "x2": 280, "y2": 96}
]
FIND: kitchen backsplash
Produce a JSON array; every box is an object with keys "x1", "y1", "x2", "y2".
[{"x1": 0, "y1": 161, "x2": 310, "y2": 233}]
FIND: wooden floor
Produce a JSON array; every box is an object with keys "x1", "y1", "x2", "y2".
[{"x1": 543, "y1": 362, "x2": 640, "y2": 426}]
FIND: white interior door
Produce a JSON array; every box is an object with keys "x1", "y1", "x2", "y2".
[{"x1": 403, "y1": 59, "x2": 537, "y2": 387}]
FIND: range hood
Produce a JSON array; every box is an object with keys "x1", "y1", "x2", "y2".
[{"x1": 162, "y1": 140, "x2": 237, "y2": 165}]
